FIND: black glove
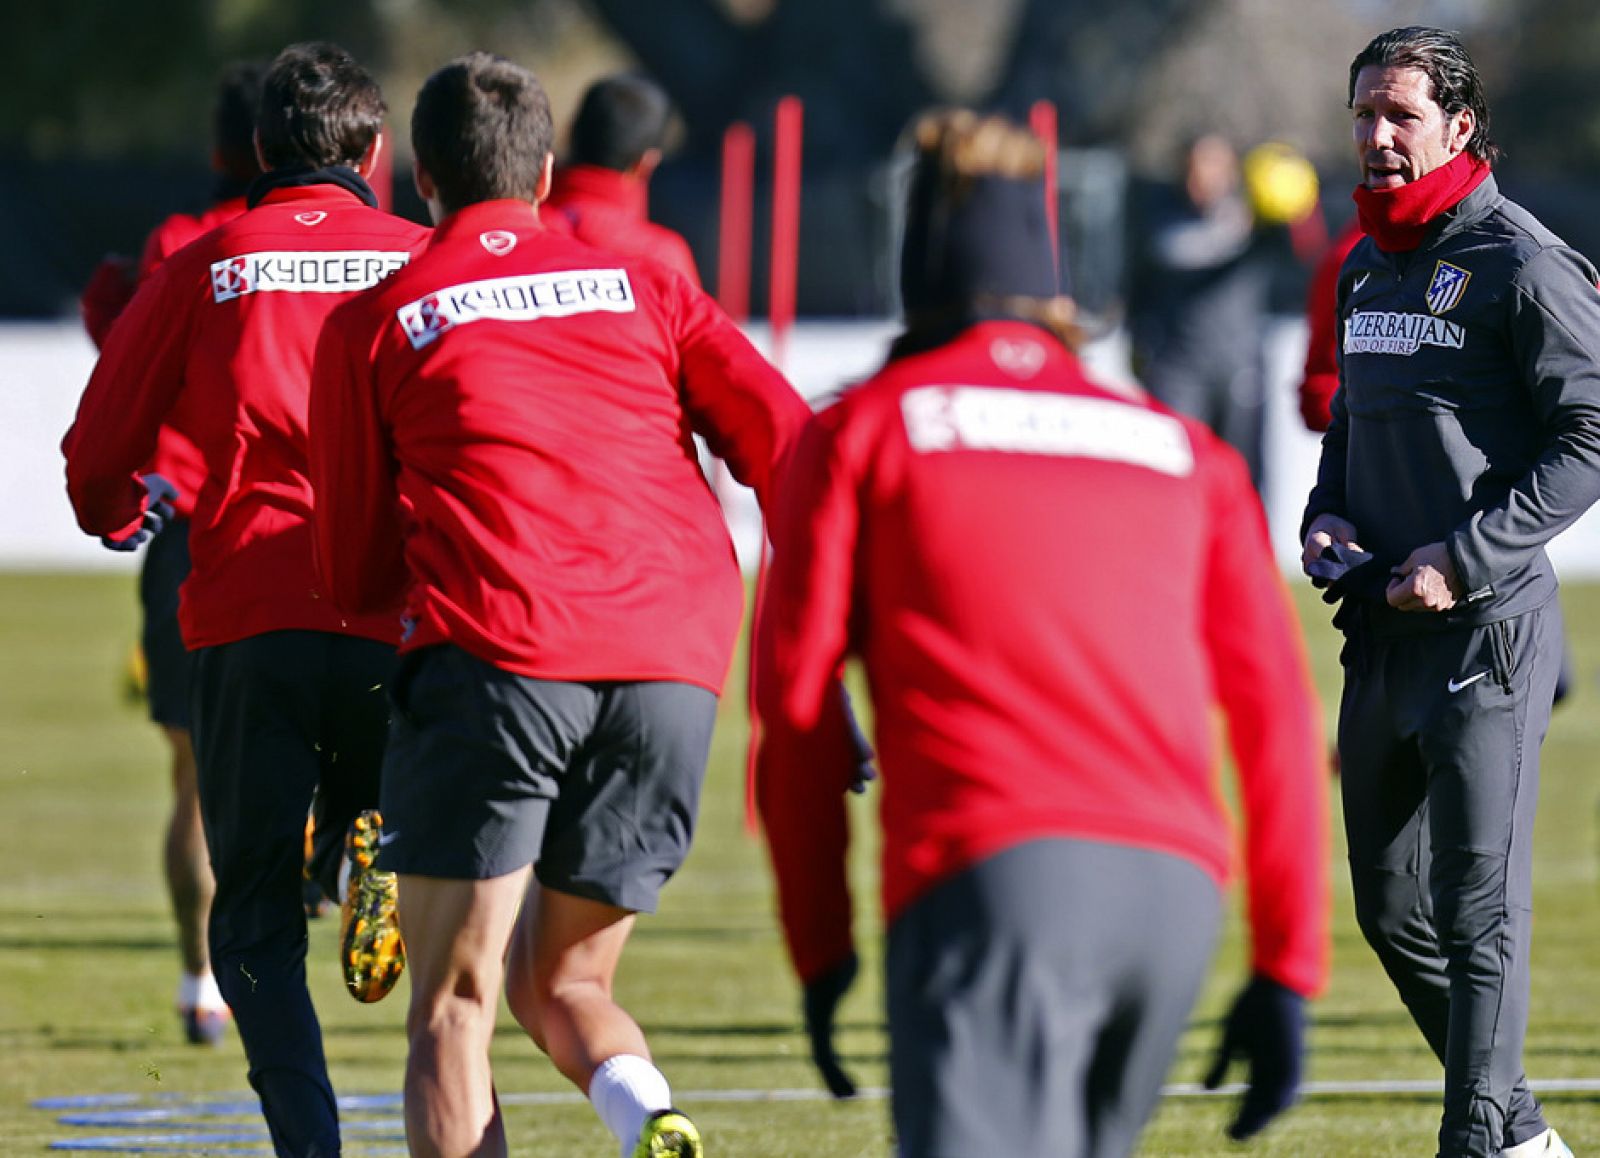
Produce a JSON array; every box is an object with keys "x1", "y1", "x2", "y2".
[
  {"x1": 100, "y1": 473, "x2": 179, "y2": 553},
  {"x1": 1203, "y1": 973, "x2": 1306, "y2": 1141},
  {"x1": 839, "y1": 684, "x2": 876, "y2": 795},
  {"x1": 1307, "y1": 542, "x2": 1388, "y2": 605},
  {"x1": 803, "y1": 952, "x2": 859, "y2": 1098}
]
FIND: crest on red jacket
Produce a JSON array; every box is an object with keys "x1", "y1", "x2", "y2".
[
  {"x1": 295, "y1": 212, "x2": 328, "y2": 227},
  {"x1": 480, "y1": 230, "x2": 518, "y2": 256}
]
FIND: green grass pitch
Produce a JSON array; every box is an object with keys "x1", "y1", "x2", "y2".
[{"x1": 3, "y1": 571, "x2": 1600, "y2": 1154}]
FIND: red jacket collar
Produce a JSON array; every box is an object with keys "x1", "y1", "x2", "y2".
[{"x1": 431, "y1": 200, "x2": 544, "y2": 244}]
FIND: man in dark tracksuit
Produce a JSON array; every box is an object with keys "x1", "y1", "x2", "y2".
[{"x1": 1302, "y1": 26, "x2": 1600, "y2": 1158}]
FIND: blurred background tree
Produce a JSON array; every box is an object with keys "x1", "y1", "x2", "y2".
[{"x1": 3, "y1": 0, "x2": 1595, "y2": 316}]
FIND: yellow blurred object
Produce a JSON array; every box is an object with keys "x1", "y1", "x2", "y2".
[
  {"x1": 122, "y1": 641, "x2": 149, "y2": 706},
  {"x1": 1243, "y1": 141, "x2": 1320, "y2": 225}
]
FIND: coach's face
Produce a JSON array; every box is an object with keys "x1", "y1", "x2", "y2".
[{"x1": 1352, "y1": 64, "x2": 1474, "y2": 189}]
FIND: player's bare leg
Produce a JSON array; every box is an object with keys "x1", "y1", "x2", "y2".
[
  {"x1": 505, "y1": 886, "x2": 644, "y2": 1082},
  {"x1": 507, "y1": 887, "x2": 696, "y2": 1156},
  {"x1": 163, "y1": 726, "x2": 212, "y2": 975},
  {"x1": 164, "y1": 725, "x2": 228, "y2": 1044},
  {"x1": 397, "y1": 868, "x2": 530, "y2": 1158}
]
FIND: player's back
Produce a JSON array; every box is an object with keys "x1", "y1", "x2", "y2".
[
  {"x1": 330, "y1": 200, "x2": 796, "y2": 691},
  {"x1": 131, "y1": 184, "x2": 429, "y2": 648},
  {"x1": 826, "y1": 318, "x2": 1265, "y2": 914}
]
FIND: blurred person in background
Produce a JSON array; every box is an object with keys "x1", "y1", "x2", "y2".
[
  {"x1": 1126, "y1": 132, "x2": 1320, "y2": 492},
  {"x1": 76, "y1": 58, "x2": 266, "y2": 1050},
  {"x1": 1301, "y1": 25, "x2": 1600, "y2": 1158},
  {"x1": 544, "y1": 71, "x2": 700, "y2": 286},
  {"x1": 64, "y1": 42, "x2": 428, "y2": 1157},
  {"x1": 309, "y1": 51, "x2": 809, "y2": 1157},
  {"x1": 756, "y1": 108, "x2": 1330, "y2": 1158}
]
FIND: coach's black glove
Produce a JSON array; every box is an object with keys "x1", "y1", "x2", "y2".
[
  {"x1": 839, "y1": 684, "x2": 876, "y2": 795},
  {"x1": 803, "y1": 951, "x2": 859, "y2": 1098},
  {"x1": 100, "y1": 473, "x2": 179, "y2": 553},
  {"x1": 1307, "y1": 542, "x2": 1388, "y2": 605},
  {"x1": 1203, "y1": 973, "x2": 1306, "y2": 1141}
]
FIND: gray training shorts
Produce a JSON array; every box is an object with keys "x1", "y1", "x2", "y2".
[
  {"x1": 378, "y1": 643, "x2": 717, "y2": 914},
  {"x1": 887, "y1": 837, "x2": 1222, "y2": 1158}
]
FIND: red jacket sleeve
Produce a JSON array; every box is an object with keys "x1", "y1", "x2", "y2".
[
  {"x1": 671, "y1": 280, "x2": 812, "y2": 511},
  {"x1": 308, "y1": 301, "x2": 409, "y2": 617},
  {"x1": 754, "y1": 405, "x2": 864, "y2": 984},
  {"x1": 63, "y1": 257, "x2": 198, "y2": 538},
  {"x1": 1201, "y1": 440, "x2": 1331, "y2": 997},
  {"x1": 1299, "y1": 222, "x2": 1361, "y2": 432}
]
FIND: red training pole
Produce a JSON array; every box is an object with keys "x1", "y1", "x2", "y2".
[
  {"x1": 1029, "y1": 100, "x2": 1059, "y2": 279},
  {"x1": 768, "y1": 96, "x2": 803, "y2": 370},
  {"x1": 745, "y1": 96, "x2": 803, "y2": 834},
  {"x1": 717, "y1": 122, "x2": 755, "y2": 323}
]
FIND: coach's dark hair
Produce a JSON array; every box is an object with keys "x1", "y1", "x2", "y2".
[
  {"x1": 213, "y1": 61, "x2": 268, "y2": 183},
  {"x1": 257, "y1": 42, "x2": 386, "y2": 170},
  {"x1": 1348, "y1": 26, "x2": 1500, "y2": 165},
  {"x1": 567, "y1": 73, "x2": 672, "y2": 172},
  {"x1": 412, "y1": 52, "x2": 555, "y2": 214}
]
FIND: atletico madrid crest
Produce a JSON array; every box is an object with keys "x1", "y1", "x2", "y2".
[{"x1": 1426, "y1": 260, "x2": 1471, "y2": 315}]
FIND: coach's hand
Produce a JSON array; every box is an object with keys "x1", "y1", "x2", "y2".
[
  {"x1": 1203, "y1": 973, "x2": 1306, "y2": 1141},
  {"x1": 100, "y1": 473, "x2": 180, "y2": 553},
  {"x1": 803, "y1": 952, "x2": 859, "y2": 1098}
]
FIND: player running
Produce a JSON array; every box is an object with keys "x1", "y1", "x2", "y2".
[
  {"x1": 63, "y1": 42, "x2": 427, "y2": 1156},
  {"x1": 309, "y1": 52, "x2": 810, "y2": 1157},
  {"x1": 755, "y1": 109, "x2": 1331, "y2": 1158}
]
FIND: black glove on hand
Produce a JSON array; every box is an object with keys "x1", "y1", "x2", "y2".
[
  {"x1": 839, "y1": 684, "x2": 877, "y2": 795},
  {"x1": 1203, "y1": 973, "x2": 1306, "y2": 1141},
  {"x1": 803, "y1": 952, "x2": 859, "y2": 1098},
  {"x1": 101, "y1": 473, "x2": 179, "y2": 553},
  {"x1": 1307, "y1": 542, "x2": 1388, "y2": 605}
]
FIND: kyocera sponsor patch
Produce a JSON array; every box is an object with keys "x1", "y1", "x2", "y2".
[
  {"x1": 396, "y1": 268, "x2": 636, "y2": 349},
  {"x1": 900, "y1": 385, "x2": 1194, "y2": 476},
  {"x1": 1343, "y1": 310, "x2": 1466, "y2": 356},
  {"x1": 210, "y1": 251, "x2": 411, "y2": 302}
]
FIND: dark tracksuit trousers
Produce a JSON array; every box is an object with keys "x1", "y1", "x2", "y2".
[
  {"x1": 1338, "y1": 600, "x2": 1561, "y2": 1158},
  {"x1": 192, "y1": 631, "x2": 395, "y2": 1158}
]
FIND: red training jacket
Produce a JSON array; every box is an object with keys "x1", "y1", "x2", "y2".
[
  {"x1": 1298, "y1": 217, "x2": 1363, "y2": 432},
  {"x1": 546, "y1": 164, "x2": 701, "y2": 288},
  {"x1": 79, "y1": 197, "x2": 251, "y2": 518},
  {"x1": 63, "y1": 182, "x2": 431, "y2": 649},
  {"x1": 310, "y1": 199, "x2": 808, "y2": 693},
  {"x1": 755, "y1": 320, "x2": 1331, "y2": 996}
]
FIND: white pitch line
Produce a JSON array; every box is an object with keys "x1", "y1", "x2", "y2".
[{"x1": 497, "y1": 1077, "x2": 1600, "y2": 1107}]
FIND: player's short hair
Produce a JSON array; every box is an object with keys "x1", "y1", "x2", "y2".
[
  {"x1": 411, "y1": 52, "x2": 555, "y2": 215},
  {"x1": 895, "y1": 108, "x2": 1080, "y2": 354},
  {"x1": 1348, "y1": 26, "x2": 1500, "y2": 165},
  {"x1": 567, "y1": 73, "x2": 673, "y2": 172},
  {"x1": 212, "y1": 60, "x2": 267, "y2": 184},
  {"x1": 257, "y1": 42, "x2": 386, "y2": 171}
]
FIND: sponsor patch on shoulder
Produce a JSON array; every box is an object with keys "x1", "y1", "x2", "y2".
[
  {"x1": 900, "y1": 385, "x2": 1193, "y2": 476},
  {"x1": 395, "y1": 267, "x2": 636, "y2": 349},
  {"x1": 1425, "y1": 260, "x2": 1471, "y2": 315}
]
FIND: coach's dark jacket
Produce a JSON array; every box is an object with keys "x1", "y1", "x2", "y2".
[{"x1": 1303, "y1": 175, "x2": 1600, "y2": 634}]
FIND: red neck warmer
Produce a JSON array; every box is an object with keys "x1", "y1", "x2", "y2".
[{"x1": 1352, "y1": 153, "x2": 1489, "y2": 252}]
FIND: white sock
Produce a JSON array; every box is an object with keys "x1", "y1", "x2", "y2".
[
  {"x1": 177, "y1": 970, "x2": 227, "y2": 1012},
  {"x1": 587, "y1": 1054, "x2": 672, "y2": 1158},
  {"x1": 336, "y1": 856, "x2": 352, "y2": 903}
]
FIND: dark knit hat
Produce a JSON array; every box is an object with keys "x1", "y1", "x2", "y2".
[{"x1": 899, "y1": 165, "x2": 1059, "y2": 315}]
